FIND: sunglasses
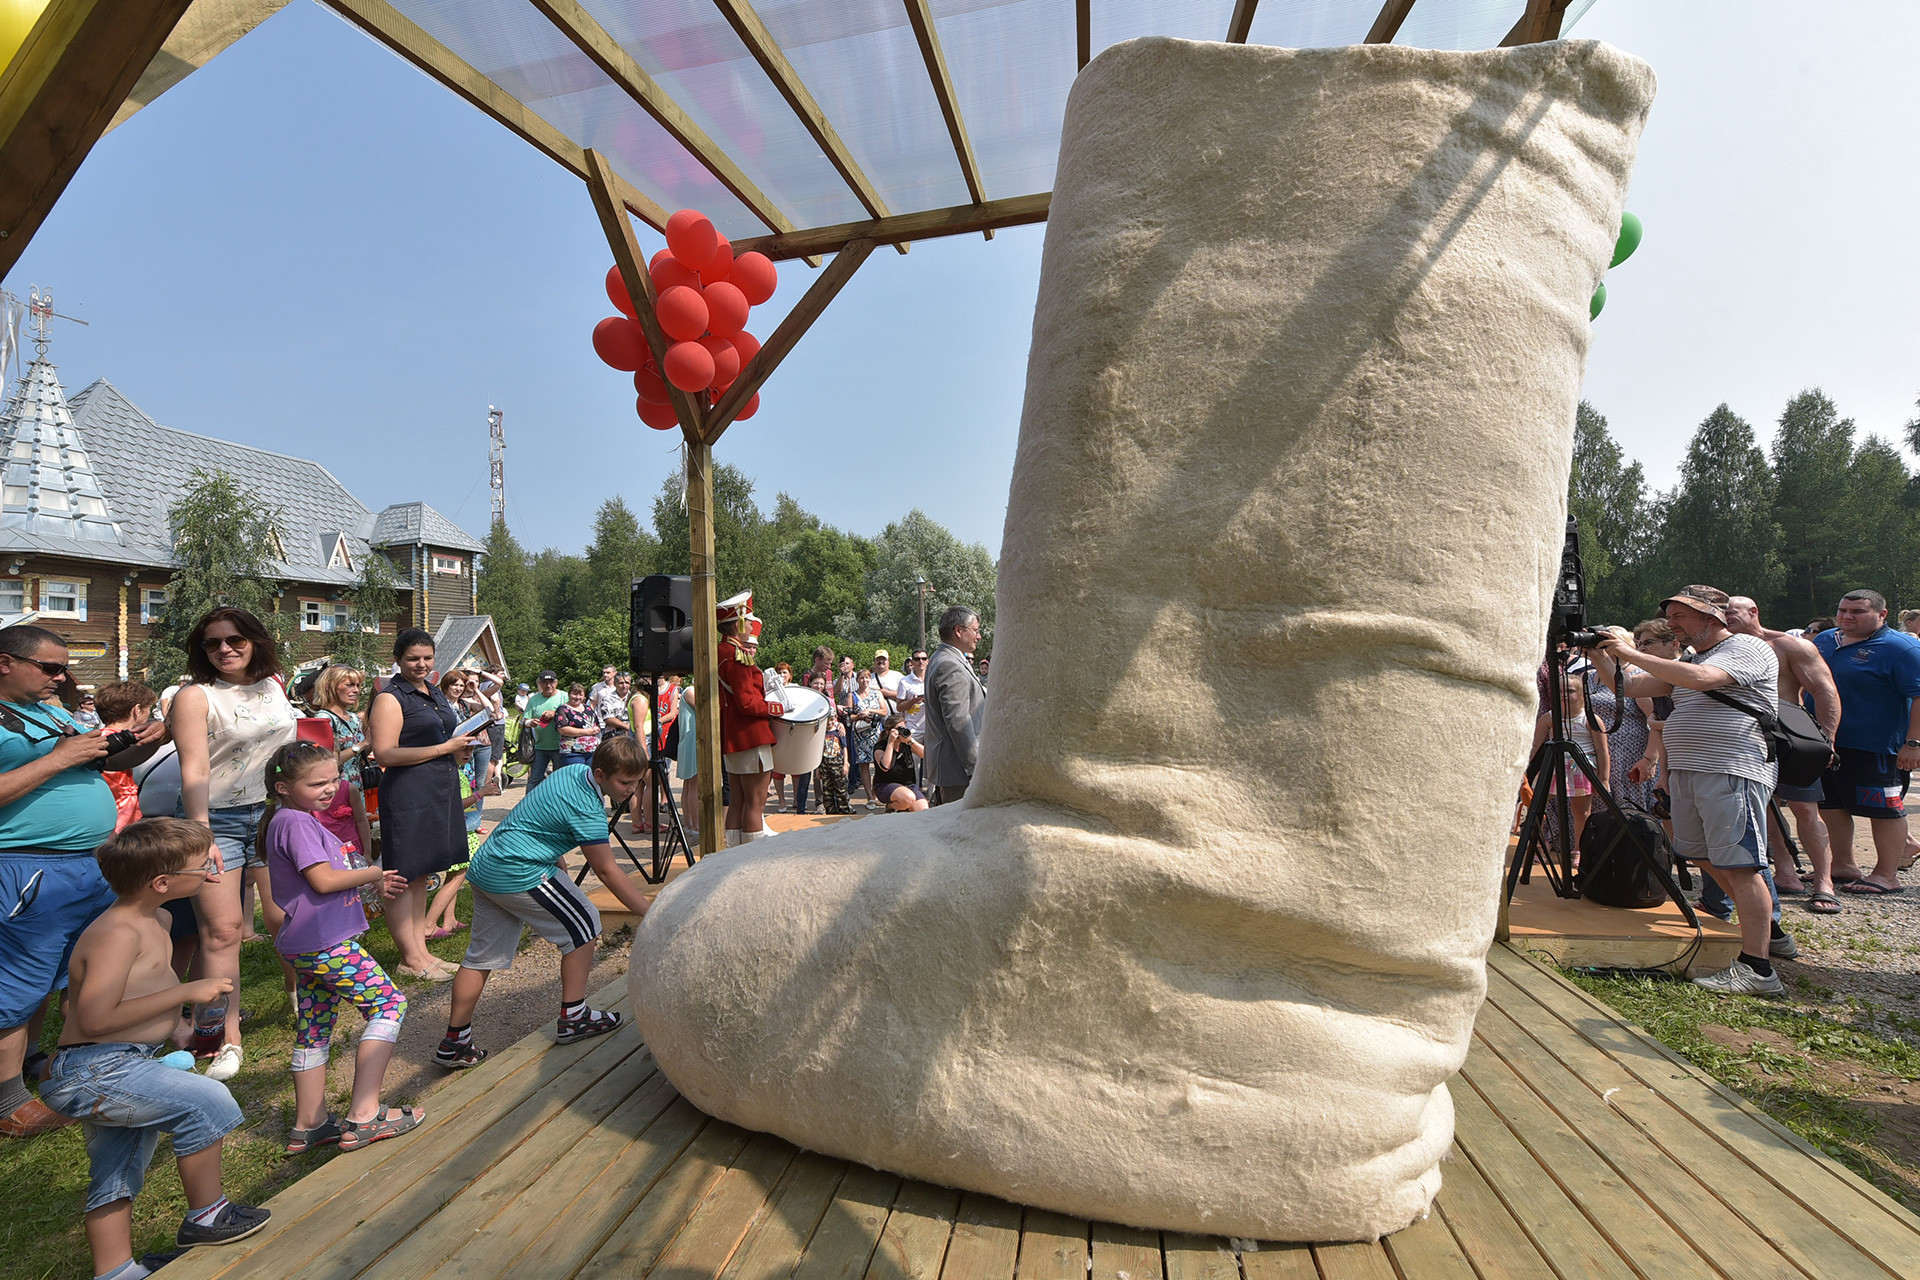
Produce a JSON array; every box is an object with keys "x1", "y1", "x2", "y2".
[
  {"x1": 201, "y1": 634, "x2": 250, "y2": 653},
  {"x1": 9, "y1": 656, "x2": 70, "y2": 678}
]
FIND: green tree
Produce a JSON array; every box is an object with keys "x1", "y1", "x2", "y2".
[
  {"x1": 1653, "y1": 404, "x2": 1782, "y2": 605},
  {"x1": 1844, "y1": 436, "x2": 1916, "y2": 610},
  {"x1": 650, "y1": 462, "x2": 779, "y2": 607},
  {"x1": 583, "y1": 496, "x2": 660, "y2": 615},
  {"x1": 1568, "y1": 401, "x2": 1655, "y2": 622},
  {"x1": 849, "y1": 509, "x2": 997, "y2": 651},
  {"x1": 477, "y1": 518, "x2": 542, "y2": 679},
  {"x1": 143, "y1": 468, "x2": 291, "y2": 686},
  {"x1": 529, "y1": 548, "x2": 591, "y2": 636},
  {"x1": 327, "y1": 551, "x2": 400, "y2": 673},
  {"x1": 541, "y1": 608, "x2": 630, "y2": 688},
  {"x1": 1768, "y1": 389, "x2": 1857, "y2": 622}
]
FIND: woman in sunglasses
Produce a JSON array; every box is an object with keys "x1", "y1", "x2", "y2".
[{"x1": 169, "y1": 607, "x2": 297, "y2": 1081}]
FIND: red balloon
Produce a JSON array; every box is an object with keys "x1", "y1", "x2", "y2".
[
  {"x1": 637, "y1": 397, "x2": 679, "y2": 430},
  {"x1": 699, "y1": 336, "x2": 739, "y2": 390},
  {"x1": 651, "y1": 254, "x2": 701, "y2": 294},
  {"x1": 592, "y1": 316, "x2": 648, "y2": 372},
  {"x1": 605, "y1": 265, "x2": 636, "y2": 318},
  {"x1": 634, "y1": 364, "x2": 670, "y2": 405},
  {"x1": 736, "y1": 392, "x2": 761, "y2": 421},
  {"x1": 655, "y1": 285, "x2": 709, "y2": 342},
  {"x1": 730, "y1": 329, "x2": 760, "y2": 371},
  {"x1": 729, "y1": 251, "x2": 778, "y2": 305},
  {"x1": 702, "y1": 236, "x2": 733, "y2": 286},
  {"x1": 663, "y1": 340, "x2": 715, "y2": 392},
  {"x1": 665, "y1": 209, "x2": 719, "y2": 272},
  {"x1": 702, "y1": 281, "x2": 749, "y2": 337}
]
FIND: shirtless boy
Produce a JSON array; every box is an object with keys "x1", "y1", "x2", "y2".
[{"x1": 40, "y1": 818, "x2": 270, "y2": 1279}]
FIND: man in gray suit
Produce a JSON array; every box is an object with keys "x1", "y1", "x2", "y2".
[{"x1": 923, "y1": 605, "x2": 986, "y2": 805}]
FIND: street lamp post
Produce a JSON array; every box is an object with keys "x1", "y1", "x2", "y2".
[{"x1": 916, "y1": 576, "x2": 929, "y2": 655}]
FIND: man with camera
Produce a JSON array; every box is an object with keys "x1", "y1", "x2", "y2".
[
  {"x1": 0, "y1": 625, "x2": 166, "y2": 1136},
  {"x1": 1596, "y1": 586, "x2": 1793, "y2": 996},
  {"x1": 923, "y1": 606, "x2": 986, "y2": 806}
]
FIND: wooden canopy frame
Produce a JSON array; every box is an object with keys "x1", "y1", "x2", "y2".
[{"x1": 0, "y1": 0, "x2": 1574, "y2": 853}]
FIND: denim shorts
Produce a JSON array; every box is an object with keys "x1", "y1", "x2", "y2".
[
  {"x1": 210, "y1": 803, "x2": 267, "y2": 871},
  {"x1": 41, "y1": 1041, "x2": 243, "y2": 1211},
  {"x1": 0, "y1": 849, "x2": 114, "y2": 1026}
]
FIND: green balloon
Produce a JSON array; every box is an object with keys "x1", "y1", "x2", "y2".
[
  {"x1": 1611, "y1": 211, "x2": 1642, "y2": 268},
  {"x1": 1590, "y1": 281, "x2": 1606, "y2": 320}
]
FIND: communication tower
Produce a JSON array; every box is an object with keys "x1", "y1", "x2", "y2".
[{"x1": 488, "y1": 405, "x2": 506, "y2": 525}]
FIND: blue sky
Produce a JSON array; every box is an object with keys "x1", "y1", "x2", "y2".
[{"x1": 8, "y1": 0, "x2": 1918, "y2": 559}]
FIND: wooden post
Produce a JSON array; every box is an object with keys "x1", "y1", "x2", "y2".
[{"x1": 685, "y1": 444, "x2": 723, "y2": 851}]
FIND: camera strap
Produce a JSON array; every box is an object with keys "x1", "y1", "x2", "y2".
[{"x1": 0, "y1": 702, "x2": 76, "y2": 744}]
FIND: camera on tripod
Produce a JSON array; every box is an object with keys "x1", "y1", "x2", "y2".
[{"x1": 1549, "y1": 517, "x2": 1607, "y2": 650}]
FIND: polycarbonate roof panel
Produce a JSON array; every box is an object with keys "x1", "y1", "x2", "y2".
[
  {"x1": 380, "y1": 0, "x2": 1603, "y2": 236},
  {"x1": 584, "y1": 0, "x2": 871, "y2": 228}
]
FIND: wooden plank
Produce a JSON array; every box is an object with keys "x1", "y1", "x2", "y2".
[
  {"x1": 1471, "y1": 997, "x2": 1817, "y2": 1278},
  {"x1": 161, "y1": 989, "x2": 640, "y2": 1280},
  {"x1": 1499, "y1": 0, "x2": 1569, "y2": 46},
  {"x1": 706, "y1": 237, "x2": 874, "y2": 441},
  {"x1": 531, "y1": 0, "x2": 794, "y2": 235},
  {"x1": 355, "y1": 1050, "x2": 666, "y2": 1280},
  {"x1": 938, "y1": 1194, "x2": 1022, "y2": 1280},
  {"x1": 1308, "y1": 1242, "x2": 1395, "y2": 1280},
  {"x1": 686, "y1": 438, "x2": 724, "y2": 853},
  {"x1": 1075, "y1": 0, "x2": 1089, "y2": 69},
  {"x1": 0, "y1": 0, "x2": 195, "y2": 279},
  {"x1": 900, "y1": 0, "x2": 985, "y2": 211},
  {"x1": 724, "y1": 1152, "x2": 853, "y2": 1280},
  {"x1": 1378, "y1": 1209, "x2": 1477, "y2": 1280},
  {"x1": 793, "y1": 1164, "x2": 902, "y2": 1280},
  {"x1": 1236, "y1": 1245, "x2": 1317, "y2": 1280},
  {"x1": 1015, "y1": 1210, "x2": 1089, "y2": 1280},
  {"x1": 583, "y1": 1118, "x2": 758, "y2": 1275},
  {"x1": 1363, "y1": 0, "x2": 1417, "y2": 43},
  {"x1": 1090, "y1": 1223, "x2": 1162, "y2": 1280},
  {"x1": 427, "y1": 1085, "x2": 705, "y2": 1280},
  {"x1": 1429, "y1": 1145, "x2": 1558, "y2": 1280},
  {"x1": 1488, "y1": 944, "x2": 1920, "y2": 1245},
  {"x1": 653, "y1": 1131, "x2": 802, "y2": 1277},
  {"x1": 730, "y1": 192, "x2": 1049, "y2": 262},
  {"x1": 1448, "y1": 1074, "x2": 1645, "y2": 1280},
  {"x1": 1225, "y1": 0, "x2": 1258, "y2": 44},
  {"x1": 867, "y1": 1180, "x2": 962, "y2": 1280},
  {"x1": 1159, "y1": 1236, "x2": 1236, "y2": 1280}
]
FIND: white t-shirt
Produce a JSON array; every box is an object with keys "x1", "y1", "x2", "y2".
[
  {"x1": 899, "y1": 673, "x2": 926, "y2": 735},
  {"x1": 876, "y1": 670, "x2": 904, "y2": 703},
  {"x1": 1664, "y1": 633, "x2": 1778, "y2": 786}
]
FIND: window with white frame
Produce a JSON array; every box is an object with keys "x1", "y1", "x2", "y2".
[
  {"x1": 431, "y1": 554, "x2": 463, "y2": 575},
  {"x1": 301, "y1": 598, "x2": 327, "y2": 631},
  {"x1": 140, "y1": 588, "x2": 167, "y2": 625},
  {"x1": 40, "y1": 580, "x2": 85, "y2": 619},
  {"x1": 331, "y1": 603, "x2": 351, "y2": 633},
  {"x1": 0, "y1": 580, "x2": 23, "y2": 615}
]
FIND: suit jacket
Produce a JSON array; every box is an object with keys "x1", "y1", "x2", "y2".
[{"x1": 922, "y1": 642, "x2": 986, "y2": 787}]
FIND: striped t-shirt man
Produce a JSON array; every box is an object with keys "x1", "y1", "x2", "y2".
[{"x1": 1664, "y1": 632, "x2": 1778, "y2": 788}]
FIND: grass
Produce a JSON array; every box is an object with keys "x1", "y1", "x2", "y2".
[
  {"x1": 0, "y1": 893, "x2": 479, "y2": 1280},
  {"x1": 1569, "y1": 968, "x2": 1920, "y2": 1210}
]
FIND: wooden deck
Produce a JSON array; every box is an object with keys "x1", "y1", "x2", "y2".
[{"x1": 160, "y1": 942, "x2": 1920, "y2": 1280}]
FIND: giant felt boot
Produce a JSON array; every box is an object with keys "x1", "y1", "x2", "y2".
[{"x1": 630, "y1": 36, "x2": 1653, "y2": 1242}]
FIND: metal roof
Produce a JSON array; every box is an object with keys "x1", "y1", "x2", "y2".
[
  {"x1": 370, "y1": 501, "x2": 488, "y2": 554},
  {"x1": 434, "y1": 612, "x2": 502, "y2": 668},
  {"x1": 323, "y1": 0, "x2": 1599, "y2": 258}
]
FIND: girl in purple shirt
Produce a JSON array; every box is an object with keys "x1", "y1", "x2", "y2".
[{"x1": 261, "y1": 742, "x2": 423, "y2": 1154}]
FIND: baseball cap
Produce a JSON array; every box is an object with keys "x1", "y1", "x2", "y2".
[
  {"x1": 872, "y1": 649, "x2": 888, "y2": 660},
  {"x1": 1658, "y1": 585, "x2": 1729, "y2": 624},
  {"x1": 518, "y1": 683, "x2": 529, "y2": 691},
  {"x1": 538, "y1": 670, "x2": 558, "y2": 681}
]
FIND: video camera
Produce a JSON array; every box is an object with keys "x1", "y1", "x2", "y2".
[{"x1": 1550, "y1": 516, "x2": 1607, "y2": 650}]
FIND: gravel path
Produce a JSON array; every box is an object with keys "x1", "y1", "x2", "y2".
[{"x1": 1771, "y1": 835, "x2": 1920, "y2": 1049}]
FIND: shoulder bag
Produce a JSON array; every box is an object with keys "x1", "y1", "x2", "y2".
[{"x1": 1700, "y1": 686, "x2": 1833, "y2": 788}]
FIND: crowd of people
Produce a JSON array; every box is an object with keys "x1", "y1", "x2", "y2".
[{"x1": 1546, "y1": 585, "x2": 1920, "y2": 999}]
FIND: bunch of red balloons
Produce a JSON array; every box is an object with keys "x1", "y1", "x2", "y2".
[{"x1": 592, "y1": 208, "x2": 780, "y2": 431}]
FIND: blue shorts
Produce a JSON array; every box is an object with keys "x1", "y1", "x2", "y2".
[
  {"x1": 1819, "y1": 748, "x2": 1910, "y2": 820},
  {"x1": 41, "y1": 1041, "x2": 243, "y2": 1211},
  {"x1": 1668, "y1": 770, "x2": 1770, "y2": 870},
  {"x1": 211, "y1": 803, "x2": 268, "y2": 871},
  {"x1": 0, "y1": 849, "x2": 113, "y2": 1026}
]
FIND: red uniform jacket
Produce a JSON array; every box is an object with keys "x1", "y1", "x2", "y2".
[{"x1": 717, "y1": 640, "x2": 779, "y2": 755}]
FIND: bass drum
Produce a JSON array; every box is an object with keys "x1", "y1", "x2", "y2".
[
  {"x1": 134, "y1": 741, "x2": 182, "y2": 819},
  {"x1": 769, "y1": 685, "x2": 829, "y2": 776}
]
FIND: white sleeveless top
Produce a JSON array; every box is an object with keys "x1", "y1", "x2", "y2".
[{"x1": 202, "y1": 677, "x2": 296, "y2": 808}]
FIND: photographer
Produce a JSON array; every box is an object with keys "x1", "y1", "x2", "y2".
[
  {"x1": 871, "y1": 715, "x2": 929, "y2": 812},
  {"x1": 0, "y1": 625, "x2": 165, "y2": 1137}
]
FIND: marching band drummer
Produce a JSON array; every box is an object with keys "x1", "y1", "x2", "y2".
[{"x1": 715, "y1": 592, "x2": 782, "y2": 847}]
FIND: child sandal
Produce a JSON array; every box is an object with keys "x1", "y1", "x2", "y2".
[
  {"x1": 286, "y1": 1115, "x2": 344, "y2": 1154},
  {"x1": 337, "y1": 1105, "x2": 424, "y2": 1151}
]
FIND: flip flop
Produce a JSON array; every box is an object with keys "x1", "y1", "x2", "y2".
[
  {"x1": 1805, "y1": 892, "x2": 1843, "y2": 914},
  {"x1": 1832, "y1": 872, "x2": 1868, "y2": 884},
  {"x1": 1838, "y1": 880, "x2": 1905, "y2": 896},
  {"x1": 1777, "y1": 884, "x2": 1809, "y2": 897}
]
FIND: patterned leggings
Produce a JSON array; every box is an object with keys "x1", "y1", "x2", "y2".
[{"x1": 287, "y1": 939, "x2": 407, "y2": 1072}]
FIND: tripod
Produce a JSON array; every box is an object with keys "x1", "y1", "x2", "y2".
[
  {"x1": 1503, "y1": 644, "x2": 1701, "y2": 934},
  {"x1": 577, "y1": 675, "x2": 696, "y2": 887}
]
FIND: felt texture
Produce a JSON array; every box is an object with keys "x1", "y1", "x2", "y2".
[{"x1": 630, "y1": 35, "x2": 1653, "y2": 1242}]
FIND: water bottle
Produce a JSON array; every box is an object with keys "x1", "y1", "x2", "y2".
[{"x1": 191, "y1": 990, "x2": 228, "y2": 1055}]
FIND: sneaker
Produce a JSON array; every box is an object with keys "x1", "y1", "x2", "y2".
[
  {"x1": 176, "y1": 1202, "x2": 271, "y2": 1247},
  {"x1": 204, "y1": 1044, "x2": 243, "y2": 1082},
  {"x1": 434, "y1": 1038, "x2": 488, "y2": 1070},
  {"x1": 1691, "y1": 959, "x2": 1784, "y2": 996},
  {"x1": 555, "y1": 1007, "x2": 622, "y2": 1045},
  {"x1": 1769, "y1": 932, "x2": 1800, "y2": 961}
]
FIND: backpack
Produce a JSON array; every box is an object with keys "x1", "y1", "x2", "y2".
[
  {"x1": 1702, "y1": 687, "x2": 1833, "y2": 788},
  {"x1": 1577, "y1": 804, "x2": 1677, "y2": 909}
]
